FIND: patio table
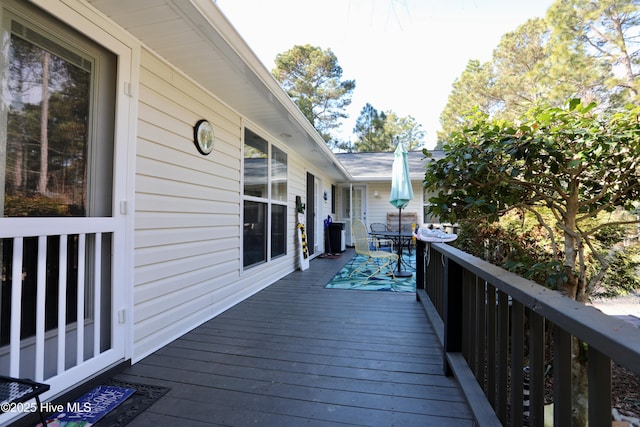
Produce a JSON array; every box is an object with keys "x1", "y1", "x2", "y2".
[
  {"x1": 370, "y1": 231, "x2": 414, "y2": 277},
  {"x1": 0, "y1": 375, "x2": 50, "y2": 426}
]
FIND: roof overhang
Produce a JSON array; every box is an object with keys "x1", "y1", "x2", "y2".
[
  {"x1": 334, "y1": 151, "x2": 441, "y2": 183},
  {"x1": 85, "y1": 0, "x2": 351, "y2": 182}
]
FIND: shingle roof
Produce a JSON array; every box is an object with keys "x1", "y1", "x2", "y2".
[{"x1": 335, "y1": 150, "x2": 444, "y2": 181}]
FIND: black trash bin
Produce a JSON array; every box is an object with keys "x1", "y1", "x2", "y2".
[{"x1": 329, "y1": 222, "x2": 345, "y2": 253}]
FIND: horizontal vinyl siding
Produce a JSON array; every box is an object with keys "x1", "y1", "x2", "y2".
[
  {"x1": 133, "y1": 48, "x2": 339, "y2": 361},
  {"x1": 367, "y1": 182, "x2": 424, "y2": 227},
  {"x1": 367, "y1": 182, "x2": 392, "y2": 225},
  {"x1": 287, "y1": 151, "x2": 332, "y2": 258},
  {"x1": 133, "y1": 48, "x2": 244, "y2": 360},
  {"x1": 287, "y1": 153, "x2": 311, "y2": 259}
]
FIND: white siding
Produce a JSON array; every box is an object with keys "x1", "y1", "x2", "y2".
[
  {"x1": 133, "y1": 48, "x2": 239, "y2": 360},
  {"x1": 286, "y1": 145, "x2": 333, "y2": 257},
  {"x1": 133, "y1": 48, "x2": 337, "y2": 361},
  {"x1": 365, "y1": 182, "x2": 424, "y2": 228}
]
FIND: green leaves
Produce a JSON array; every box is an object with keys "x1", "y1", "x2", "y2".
[
  {"x1": 424, "y1": 99, "x2": 640, "y2": 297},
  {"x1": 438, "y1": 0, "x2": 639, "y2": 148},
  {"x1": 351, "y1": 105, "x2": 425, "y2": 152},
  {"x1": 272, "y1": 44, "x2": 355, "y2": 147}
]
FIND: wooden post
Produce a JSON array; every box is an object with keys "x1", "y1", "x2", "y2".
[
  {"x1": 443, "y1": 258, "x2": 463, "y2": 375},
  {"x1": 415, "y1": 240, "x2": 425, "y2": 294},
  {"x1": 588, "y1": 346, "x2": 612, "y2": 427}
]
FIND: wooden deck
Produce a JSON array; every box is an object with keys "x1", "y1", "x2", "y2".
[{"x1": 115, "y1": 249, "x2": 475, "y2": 426}]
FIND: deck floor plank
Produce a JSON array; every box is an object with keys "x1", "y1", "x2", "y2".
[{"x1": 116, "y1": 249, "x2": 474, "y2": 426}]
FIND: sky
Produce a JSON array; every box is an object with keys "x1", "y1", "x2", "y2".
[{"x1": 215, "y1": 0, "x2": 555, "y2": 149}]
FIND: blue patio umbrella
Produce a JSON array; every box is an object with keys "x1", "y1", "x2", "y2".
[{"x1": 389, "y1": 141, "x2": 414, "y2": 276}]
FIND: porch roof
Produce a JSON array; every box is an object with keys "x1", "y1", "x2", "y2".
[
  {"x1": 335, "y1": 150, "x2": 445, "y2": 182},
  {"x1": 86, "y1": 0, "x2": 351, "y2": 182}
]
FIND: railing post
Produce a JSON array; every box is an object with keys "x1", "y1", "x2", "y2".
[
  {"x1": 511, "y1": 301, "x2": 525, "y2": 426},
  {"x1": 443, "y1": 257, "x2": 463, "y2": 375},
  {"x1": 588, "y1": 346, "x2": 612, "y2": 427},
  {"x1": 415, "y1": 240, "x2": 425, "y2": 294},
  {"x1": 553, "y1": 325, "x2": 573, "y2": 426}
]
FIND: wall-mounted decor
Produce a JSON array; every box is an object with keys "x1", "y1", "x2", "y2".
[{"x1": 193, "y1": 119, "x2": 214, "y2": 155}]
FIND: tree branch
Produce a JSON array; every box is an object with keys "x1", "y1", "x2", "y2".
[{"x1": 524, "y1": 205, "x2": 562, "y2": 265}]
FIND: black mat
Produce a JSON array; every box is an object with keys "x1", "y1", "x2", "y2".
[{"x1": 93, "y1": 380, "x2": 169, "y2": 426}]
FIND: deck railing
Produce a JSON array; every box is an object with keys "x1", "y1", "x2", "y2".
[
  {"x1": 0, "y1": 218, "x2": 115, "y2": 381},
  {"x1": 415, "y1": 240, "x2": 640, "y2": 427}
]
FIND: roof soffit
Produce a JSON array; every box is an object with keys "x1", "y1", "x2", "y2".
[{"x1": 86, "y1": 0, "x2": 351, "y2": 181}]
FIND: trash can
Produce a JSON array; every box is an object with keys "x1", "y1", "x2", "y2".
[{"x1": 329, "y1": 222, "x2": 346, "y2": 253}]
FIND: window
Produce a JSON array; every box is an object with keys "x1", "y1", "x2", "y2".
[
  {"x1": 0, "y1": 1, "x2": 116, "y2": 346},
  {"x1": 243, "y1": 129, "x2": 287, "y2": 268},
  {"x1": 271, "y1": 146, "x2": 287, "y2": 202},
  {"x1": 1, "y1": 8, "x2": 115, "y2": 217},
  {"x1": 331, "y1": 184, "x2": 336, "y2": 214}
]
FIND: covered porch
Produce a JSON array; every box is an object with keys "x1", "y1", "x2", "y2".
[{"x1": 108, "y1": 249, "x2": 473, "y2": 426}]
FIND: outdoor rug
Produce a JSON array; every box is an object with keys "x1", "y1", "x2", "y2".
[
  {"x1": 40, "y1": 380, "x2": 169, "y2": 427},
  {"x1": 325, "y1": 250, "x2": 416, "y2": 292},
  {"x1": 93, "y1": 380, "x2": 169, "y2": 426}
]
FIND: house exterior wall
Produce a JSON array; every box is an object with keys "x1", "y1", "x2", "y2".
[
  {"x1": 0, "y1": 1, "x2": 338, "y2": 406},
  {"x1": 365, "y1": 182, "x2": 424, "y2": 230},
  {"x1": 133, "y1": 47, "x2": 242, "y2": 361},
  {"x1": 132, "y1": 47, "x2": 334, "y2": 361},
  {"x1": 7, "y1": 0, "x2": 333, "y2": 378},
  {"x1": 332, "y1": 182, "x2": 423, "y2": 246},
  {"x1": 0, "y1": 2, "x2": 138, "y2": 421}
]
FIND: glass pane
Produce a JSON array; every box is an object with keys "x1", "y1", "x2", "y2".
[
  {"x1": 244, "y1": 129, "x2": 268, "y2": 198},
  {"x1": 4, "y1": 30, "x2": 90, "y2": 217},
  {"x1": 243, "y1": 200, "x2": 267, "y2": 267},
  {"x1": 271, "y1": 203, "x2": 286, "y2": 258},
  {"x1": 331, "y1": 185, "x2": 336, "y2": 214},
  {"x1": 271, "y1": 145, "x2": 287, "y2": 202},
  {"x1": 342, "y1": 188, "x2": 351, "y2": 218},
  {"x1": 352, "y1": 187, "x2": 364, "y2": 220}
]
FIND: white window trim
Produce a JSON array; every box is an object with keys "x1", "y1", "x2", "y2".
[
  {"x1": 22, "y1": 0, "x2": 140, "y2": 361},
  {"x1": 240, "y1": 126, "x2": 289, "y2": 272}
]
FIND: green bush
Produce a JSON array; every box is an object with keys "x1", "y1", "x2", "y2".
[
  {"x1": 453, "y1": 210, "x2": 640, "y2": 296},
  {"x1": 4, "y1": 194, "x2": 70, "y2": 217},
  {"x1": 595, "y1": 244, "x2": 640, "y2": 297},
  {"x1": 453, "y1": 214, "x2": 566, "y2": 289}
]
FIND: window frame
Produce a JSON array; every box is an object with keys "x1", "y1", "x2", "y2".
[
  {"x1": 0, "y1": 3, "x2": 116, "y2": 218},
  {"x1": 241, "y1": 127, "x2": 288, "y2": 270},
  {"x1": 0, "y1": 0, "x2": 121, "y2": 354}
]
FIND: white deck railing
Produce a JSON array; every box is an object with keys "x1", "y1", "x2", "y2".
[{"x1": 1, "y1": 218, "x2": 115, "y2": 384}]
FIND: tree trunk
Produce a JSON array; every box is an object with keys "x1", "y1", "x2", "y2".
[
  {"x1": 572, "y1": 338, "x2": 589, "y2": 427},
  {"x1": 561, "y1": 189, "x2": 589, "y2": 427},
  {"x1": 561, "y1": 265, "x2": 579, "y2": 299},
  {"x1": 560, "y1": 195, "x2": 580, "y2": 300}
]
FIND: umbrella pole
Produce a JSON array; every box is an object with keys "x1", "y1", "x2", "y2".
[
  {"x1": 398, "y1": 207, "x2": 402, "y2": 271},
  {"x1": 395, "y1": 207, "x2": 412, "y2": 277}
]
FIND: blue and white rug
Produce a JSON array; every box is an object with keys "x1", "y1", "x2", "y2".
[
  {"x1": 42, "y1": 385, "x2": 135, "y2": 426},
  {"x1": 39, "y1": 380, "x2": 169, "y2": 427},
  {"x1": 325, "y1": 250, "x2": 416, "y2": 292}
]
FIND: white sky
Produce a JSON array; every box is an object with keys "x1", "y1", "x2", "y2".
[{"x1": 215, "y1": 0, "x2": 555, "y2": 149}]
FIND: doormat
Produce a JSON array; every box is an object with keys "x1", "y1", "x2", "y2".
[
  {"x1": 39, "y1": 380, "x2": 169, "y2": 427},
  {"x1": 40, "y1": 384, "x2": 135, "y2": 426}
]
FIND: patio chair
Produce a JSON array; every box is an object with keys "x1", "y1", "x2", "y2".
[
  {"x1": 369, "y1": 222, "x2": 392, "y2": 248},
  {"x1": 370, "y1": 223, "x2": 387, "y2": 232},
  {"x1": 400, "y1": 223, "x2": 415, "y2": 255},
  {"x1": 350, "y1": 219, "x2": 398, "y2": 282}
]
